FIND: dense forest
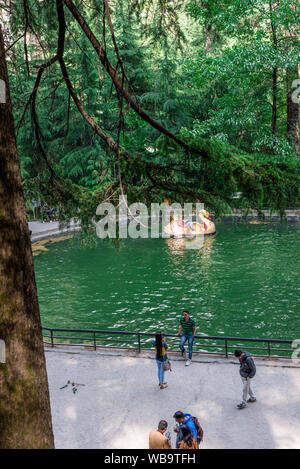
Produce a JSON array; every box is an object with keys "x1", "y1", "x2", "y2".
[{"x1": 1, "y1": 0, "x2": 300, "y2": 221}]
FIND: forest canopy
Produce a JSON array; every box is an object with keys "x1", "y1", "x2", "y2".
[{"x1": 1, "y1": 0, "x2": 299, "y2": 222}]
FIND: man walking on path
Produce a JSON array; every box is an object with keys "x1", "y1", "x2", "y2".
[
  {"x1": 176, "y1": 310, "x2": 196, "y2": 366},
  {"x1": 234, "y1": 349, "x2": 257, "y2": 409},
  {"x1": 149, "y1": 420, "x2": 172, "y2": 449}
]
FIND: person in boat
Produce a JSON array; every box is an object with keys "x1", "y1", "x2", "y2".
[
  {"x1": 165, "y1": 212, "x2": 185, "y2": 236},
  {"x1": 164, "y1": 208, "x2": 216, "y2": 236},
  {"x1": 175, "y1": 209, "x2": 215, "y2": 235}
]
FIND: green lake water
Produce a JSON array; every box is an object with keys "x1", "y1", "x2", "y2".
[{"x1": 34, "y1": 223, "x2": 300, "y2": 341}]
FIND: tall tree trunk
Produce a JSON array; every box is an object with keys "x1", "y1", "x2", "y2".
[
  {"x1": 0, "y1": 24, "x2": 54, "y2": 448},
  {"x1": 205, "y1": 24, "x2": 212, "y2": 54},
  {"x1": 269, "y1": 2, "x2": 278, "y2": 135},
  {"x1": 286, "y1": 65, "x2": 299, "y2": 150},
  {"x1": 283, "y1": 0, "x2": 299, "y2": 151},
  {"x1": 271, "y1": 67, "x2": 278, "y2": 134}
]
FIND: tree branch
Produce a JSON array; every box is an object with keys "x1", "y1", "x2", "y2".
[{"x1": 63, "y1": 0, "x2": 207, "y2": 157}]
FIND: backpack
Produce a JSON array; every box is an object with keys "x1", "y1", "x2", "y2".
[{"x1": 191, "y1": 416, "x2": 204, "y2": 444}]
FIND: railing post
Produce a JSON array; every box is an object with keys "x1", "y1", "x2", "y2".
[
  {"x1": 50, "y1": 330, "x2": 54, "y2": 348},
  {"x1": 225, "y1": 339, "x2": 228, "y2": 358},
  {"x1": 267, "y1": 341, "x2": 271, "y2": 359},
  {"x1": 93, "y1": 332, "x2": 97, "y2": 350},
  {"x1": 138, "y1": 334, "x2": 141, "y2": 353}
]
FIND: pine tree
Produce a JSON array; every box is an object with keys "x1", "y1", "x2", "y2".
[{"x1": 0, "y1": 23, "x2": 54, "y2": 449}]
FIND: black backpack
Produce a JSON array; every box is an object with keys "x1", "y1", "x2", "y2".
[{"x1": 191, "y1": 416, "x2": 204, "y2": 444}]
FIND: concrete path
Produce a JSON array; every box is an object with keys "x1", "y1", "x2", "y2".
[
  {"x1": 45, "y1": 348, "x2": 300, "y2": 449},
  {"x1": 29, "y1": 220, "x2": 81, "y2": 242}
]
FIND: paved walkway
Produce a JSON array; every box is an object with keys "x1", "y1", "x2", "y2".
[
  {"x1": 29, "y1": 220, "x2": 81, "y2": 242},
  {"x1": 45, "y1": 348, "x2": 300, "y2": 449}
]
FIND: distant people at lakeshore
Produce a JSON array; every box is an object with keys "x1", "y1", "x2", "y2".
[
  {"x1": 42, "y1": 204, "x2": 56, "y2": 223},
  {"x1": 153, "y1": 332, "x2": 169, "y2": 389},
  {"x1": 234, "y1": 349, "x2": 257, "y2": 409},
  {"x1": 176, "y1": 310, "x2": 196, "y2": 366},
  {"x1": 149, "y1": 420, "x2": 172, "y2": 449}
]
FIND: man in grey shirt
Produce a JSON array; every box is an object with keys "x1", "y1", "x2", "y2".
[{"x1": 234, "y1": 349, "x2": 256, "y2": 409}]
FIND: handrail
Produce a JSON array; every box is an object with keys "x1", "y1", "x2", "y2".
[
  {"x1": 42, "y1": 326, "x2": 294, "y2": 359},
  {"x1": 42, "y1": 326, "x2": 293, "y2": 343}
]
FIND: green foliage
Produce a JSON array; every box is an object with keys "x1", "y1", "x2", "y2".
[
  {"x1": 183, "y1": 0, "x2": 300, "y2": 156},
  {"x1": 2, "y1": 0, "x2": 299, "y2": 232}
]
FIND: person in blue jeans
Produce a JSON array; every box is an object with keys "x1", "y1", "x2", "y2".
[
  {"x1": 173, "y1": 411, "x2": 198, "y2": 448},
  {"x1": 176, "y1": 310, "x2": 196, "y2": 366},
  {"x1": 153, "y1": 332, "x2": 169, "y2": 389}
]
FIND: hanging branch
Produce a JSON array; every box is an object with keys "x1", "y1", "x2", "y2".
[
  {"x1": 56, "y1": 0, "x2": 130, "y2": 160},
  {"x1": 57, "y1": 0, "x2": 211, "y2": 200},
  {"x1": 22, "y1": 0, "x2": 47, "y2": 73},
  {"x1": 23, "y1": 0, "x2": 30, "y2": 76},
  {"x1": 63, "y1": 0, "x2": 208, "y2": 157},
  {"x1": 103, "y1": 0, "x2": 131, "y2": 91},
  {"x1": 0, "y1": 33, "x2": 25, "y2": 60},
  {"x1": 30, "y1": 55, "x2": 59, "y2": 180},
  {"x1": 27, "y1": 3, "x2": 76, "y2": 200}
]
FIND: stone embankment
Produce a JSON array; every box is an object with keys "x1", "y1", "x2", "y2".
[{"x1": 29, "y1": 209, "x2": 300, "y2": 243}]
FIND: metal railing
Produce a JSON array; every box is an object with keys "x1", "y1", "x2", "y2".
[{"x1": 42, "y1": 327, "x2": 294, "y2": 359}]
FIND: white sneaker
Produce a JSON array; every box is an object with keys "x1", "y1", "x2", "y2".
[{"x1": 185, "y1": 360, "x2": 191, "y2": 366}]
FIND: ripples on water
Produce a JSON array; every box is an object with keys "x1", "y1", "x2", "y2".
[{"x1": 34, "y1": 223, "x2": 300, "y2": 340}]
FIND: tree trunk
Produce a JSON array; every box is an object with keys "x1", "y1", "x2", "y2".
[
  {"x1": 0, "y1": 24, "x2": 54, "y2": 448},
  {"x1": 205, "y1": 24, "x2": 212, "y2": 54},
  {"x1": 269, "y1": 2, "x2": 278, "y2": 135},
  {"x1": 286, "y1": 65, "x2": 299, "y2": 150},
  {"x1": 271, "y1": 67, "x2": 278, "y2": 135}
]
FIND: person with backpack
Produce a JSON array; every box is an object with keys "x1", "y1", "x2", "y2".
[
  {"x1": 153, "y1": 332, "x2": 169, "y2": 389},
  {"x1": 173, "y1": 411, "x2": 203, "y2": 448},
  {"x1": 178, "y1": 424, "x2": 198, "y2": 450},
  {"x1": 234, "y1": 349, "x2": 257, "y2": 409}
]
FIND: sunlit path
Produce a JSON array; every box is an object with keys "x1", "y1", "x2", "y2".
[{"x1": 46, "y1": 348, "x2": 300, "y2": 449}]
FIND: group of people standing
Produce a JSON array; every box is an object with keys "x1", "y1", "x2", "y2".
[
  {"x1": 150, "y1": 311, "x2": 257, "y2": 448},
  {"x1": 42, "y1": 204, "x2": 56, "y2": 223},
  {"x1": 149, "y1": 412, "x2": 202, "y2": 450}
]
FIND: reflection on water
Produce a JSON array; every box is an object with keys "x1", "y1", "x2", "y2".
[
  {"x1": 34, "y1": 223, "x2": 300, "y2": 340},
  {"x1": 32, "y1": 235, "x2": 73, "y2": 256},
  {"x1": 198, "y1": 236, "x2": 215, "y2": 270},
  {"x1": 166, "y1": 235, "x2": 215, "y2": 266}
]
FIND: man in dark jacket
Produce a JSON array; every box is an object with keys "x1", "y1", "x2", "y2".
[{"x1": 234, "y1": 350, "x2": 256, "y2": 409}]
